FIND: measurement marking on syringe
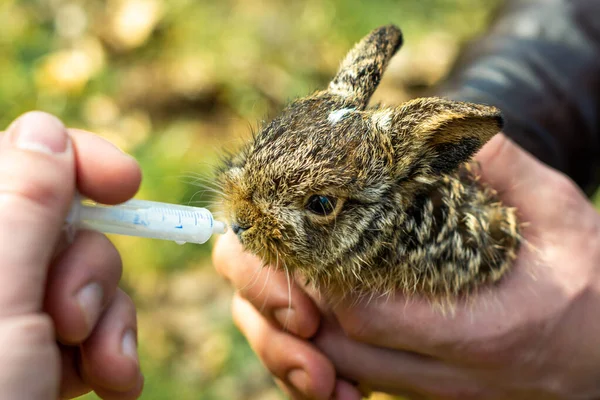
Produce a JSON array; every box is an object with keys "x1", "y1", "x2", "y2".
[{"x1": 142, "y1": 208, "x2": 213, "y2": 230}]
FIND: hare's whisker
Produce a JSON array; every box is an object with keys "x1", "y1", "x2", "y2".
[
  {"x1": 282, "y1": 257, "x2": 293, "y2": 331},
  {"x1": 239, "y1": 254, "x2": 267, "y2": 294},
  {"x1": 181, "y1": 184, "x2": 225, "y2": 195},
  {"x1": 258, "y1": 259, "x2": 273, "y2": 314},
  {"x1": 177, "y1": 173, "x2": 224, "y2": 187}
]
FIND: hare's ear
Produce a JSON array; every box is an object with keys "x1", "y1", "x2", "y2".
[
  {"x1": 328, "y1": 25, "x2": 403, "y2": 109},
  {"x1": 393, "y1": 98, "x2": 504, "y2": 176}
]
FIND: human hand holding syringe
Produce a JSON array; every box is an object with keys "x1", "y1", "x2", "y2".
[{"x1": 0, "y1": 111, "x2": 152, "y2": 398}]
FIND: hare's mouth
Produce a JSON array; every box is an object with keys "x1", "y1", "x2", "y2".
[
  {"x1": 232, "y1": 225, "x2": 266, "y2": 254},
  {"x1": 232, "y1": 225, "x2": 254, "y2": 247},
  {"x1": 236, "y1": 230, "x2": 295, "y2": 268}
]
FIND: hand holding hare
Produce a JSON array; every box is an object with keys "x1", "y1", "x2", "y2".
[{"x1": 218, "y1": 25, "x2": 520, "y2": 300}]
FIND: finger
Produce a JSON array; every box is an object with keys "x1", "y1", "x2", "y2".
[
  {"x1": 329, "y1": 269, "x2": 556, "y2": 366},
  {"x1": 232, "y1": 294, "x2": 336, "y2": 400},
  {"x1": 45, "y1": 230, "x2": 123, "y2": 343},
  {"x1": 333, "y1": 380, "x2": 365, "y2": 400},
  {"x1": 214, "y1": 232, "x2": 320, "y2": 338},
  {"x1": 273, "y1": 378, "x2": 310, "y2": 400},
  {"x1": 475, "y1": 133, "x2": 589, "y2": 221},
  {"x1": 313, "y1": 316, "x2": 484, "y2": 399},
  {"x1": 274, "y1": 378, "x2": 364, "y2": 400},
  {"x1": 59, "y1": 342, "x2": 144, "y2": 400},
  {"x1": 68, "y1": 129, "x2": 141, "y2": 205},
  {"x1": 86, "y1": 377, "x2": 144, "y2": 400},
  {"x1": 0, "y1": 112, "x2": 75, "y2": 316},
  {"x1": 476, "y1": 133, "x2": 600, "y2": 255},
  {"x1": 0, "y1": 127, "x2": 142, "y2": 205},
  {"x1": 80, "y1": 289, "x2": 141, "y2": 393},
  {"x1": 58, "y1": 344, "x2": 90, "y2": 399}
]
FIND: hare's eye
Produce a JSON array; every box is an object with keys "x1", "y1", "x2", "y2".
[{"x1": 306, "y1": 195, "x2": 337, "y2": 216}]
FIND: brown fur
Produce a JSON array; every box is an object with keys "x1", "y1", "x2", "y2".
[{"x1": 216, "y1": 25, "x2": 520, "y2": 300}]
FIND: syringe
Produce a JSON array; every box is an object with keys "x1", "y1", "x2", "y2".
[{"x1": 66, "y1": 195, "x2": 227, "y2": 245}]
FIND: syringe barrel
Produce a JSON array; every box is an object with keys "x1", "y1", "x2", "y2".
[{"x1": 68, "y1": 198, "x2": 223, "y2": 244}]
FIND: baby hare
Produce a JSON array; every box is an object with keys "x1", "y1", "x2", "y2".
[{"x1": 218, "y1": 25, "x2": 520, "y2": 300}]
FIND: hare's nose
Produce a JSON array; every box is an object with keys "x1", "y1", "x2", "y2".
[{"x1": 231, "y1": 223, "x2": 251, "y2": 235}]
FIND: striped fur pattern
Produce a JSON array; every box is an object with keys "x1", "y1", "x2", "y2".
[{"x1": 217, "y1": 25, "x2": 520, "y2": 299}]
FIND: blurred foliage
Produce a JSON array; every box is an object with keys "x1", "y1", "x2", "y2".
[{"x1": 1, "y1": 0, "x2": 501, "y2": 399}]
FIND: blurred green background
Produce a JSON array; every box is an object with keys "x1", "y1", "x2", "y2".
[{"x1": 1, "y1": 0, "x2": 501, "y2": 399}]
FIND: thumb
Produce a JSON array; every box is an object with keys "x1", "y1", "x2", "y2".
[
  {"x1": 0, "y1": 111, "x2": 76, "y2": 317},
  {"x1": 475, "y1": 133, "x2": 585, "y2": 221}
]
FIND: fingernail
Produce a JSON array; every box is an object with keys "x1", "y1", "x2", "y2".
[
  {"x1": 287, "y1": 369, "x2": 310, "y2": 394},
  {"x1": 7, "y1": 112, "x2": 68, "y2": 154},
  {"x1": 121, "y1": 329, "x2": 139, "y2": 363},
  {"x1": 274, "y1": 308, "x2": 295, "y2": 330},
  {"x1": 75, "y1": 282, "x2": 104, "y2": 330}
]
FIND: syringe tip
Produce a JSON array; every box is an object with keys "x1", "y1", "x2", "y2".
[{"x1": 213, "y1": 220, "x2": 228, "y2": 235}]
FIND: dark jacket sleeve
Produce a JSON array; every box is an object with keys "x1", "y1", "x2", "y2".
[{"x1": 437, "y1": 0, "x2": 600, "y2": 194}]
